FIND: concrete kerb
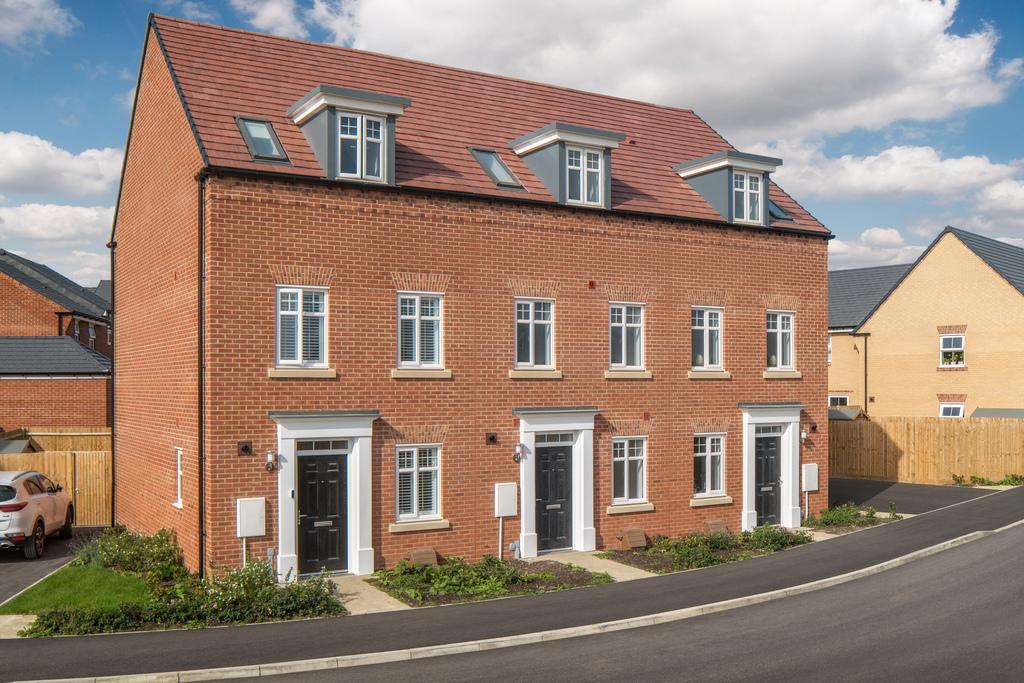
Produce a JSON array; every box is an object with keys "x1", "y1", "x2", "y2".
[{"x1": 20, "y1": 519, "x2": 1019, "y2": 683}]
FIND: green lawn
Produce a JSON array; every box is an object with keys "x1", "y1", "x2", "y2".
[{"x1": 0, "y1": 564, "x2": 151, "y2": 615}]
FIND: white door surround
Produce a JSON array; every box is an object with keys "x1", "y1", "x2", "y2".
[
  {"x1": 269, "y1": 410, "x2": 379, "y2": 579},
  {"x1": 738, "y1": 403, "x2": 803, "y2": 531},
  {"x1": 514, "y1": 406, "x2": 597, "y2": 558}
]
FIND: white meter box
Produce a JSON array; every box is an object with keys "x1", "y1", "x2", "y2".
[
  {"x1": 494, "y1": 483, "x2": 517, "y2": 517},
  {"x1": 801, "y1": 463, "x2": 819, "y2": 492},
  {"x1": 236, "y1": 497, "x2": 266, "y2": 538}
]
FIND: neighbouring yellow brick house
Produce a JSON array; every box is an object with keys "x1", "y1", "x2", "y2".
[{"x1": 828, "y1": 227, "x2": 1024, "y2": 418}]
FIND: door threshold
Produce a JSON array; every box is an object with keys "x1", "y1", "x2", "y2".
[{"x1": 298, "y1": 569, "x2": 349, "y2": 579}]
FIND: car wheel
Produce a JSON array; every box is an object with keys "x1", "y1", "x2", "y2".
[
  {"x1": 23, "y1": 522, "x2": 44, "y2": 560},
  {"x1": 59, "y1": 506, "x2": 74, "y2": 539}
]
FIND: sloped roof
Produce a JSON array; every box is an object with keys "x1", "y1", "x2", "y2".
[
  {"x1": 829, "y1": 407, "x2": 865, "y2": 421},
  {"x1": 91, "y1": 280, "x2": 111, "y2": 306},
  {"x1": 0, "y1": 337, "x2": 111, "y2": 375},
  {"x1": 971, "y1": 408, "x2": 1024, "y2": 419},
  {"x1": 828, "y1": 263, "x2": 911, "y2": 329},
  {"x1": 0, "y1": 250, "x2": 108, "y2": 320},
  {"x1": 147, "y1": 15, "x2": 827, "y2": 236},
  {"x1": 947, "y1": 227, "x2": 1024, "y2": 297}
]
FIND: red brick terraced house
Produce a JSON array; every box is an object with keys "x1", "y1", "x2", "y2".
[{"x1": 112, "y1": 15, "x2": 831, "y2": 578}]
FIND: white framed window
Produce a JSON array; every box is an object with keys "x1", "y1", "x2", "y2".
[
  {"x1": 827, "y1": 334, "x2": 832, "y2": 363},
  {"x1": 566, "y1": 146, "x2": 602, "y2": 206},
  {"x1": 515, "y1": 299, "x2": 554, "y2": 368},
  {"x1": 829, "y1": 395, "x2": 849, "y2": 407},
  {"x1": 766, "y1": 311, "x2": 794, "y2": 370},
  {"x1": 609, "y1": 303, "x2": 644, "y2": 369},
  {"x1": 612, "y1": 437, "x2": 646, "y2": 504},
  {"x1": 693, "y1": 434, "x2": 724, "y2": 497},
  {"x1": 275, "y1": 286, "x2": 327, "y2": 367},
  {"x1": 87, "y1": 323, "x2": 96, "y2": 349},
  {"x1": 73, "y1": 322, "x2": 79, "y2": 340},
  {"x1": 396, "y1": 445, "x2": 440, "y2": 520},
  {"x1": 339, "y1": 112, "x2": 385, "y2": 181},
  {"x1": 173, "y1": 447, "x2": 183, "y2": 508},
  {"x1": 398, "y1": 293, "x2": 443, "y2": 368},
  {"x1": 106, "y1": 324, "x2": 112, "y2": 346},
  {"x1": 939, "y1": 335, "x2": 965, "y2": 367},
  {"x1": 691, "y1": 307, "x2": 723, "y2": 369},
  {"x1": 733, "y1": 171, "x2": 762, "y2": 223},
  {"x1": 940, "y1": 403, "x2": 965, "y2": 418}
]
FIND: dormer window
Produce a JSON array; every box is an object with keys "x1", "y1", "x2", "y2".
[
  {"x1": 733, "y1": 171, "x2": 761, "y2": 224},
  {"x1": 567, "y1": 147, "x2": 602, "y2": 206},
  {"x1": 236, "y1": 117, "x2": 288, "y2": 162},
  {"x1": 339, "y1": 113, "x2": 385, "y2": 181}
]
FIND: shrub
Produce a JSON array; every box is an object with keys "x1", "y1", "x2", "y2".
[
  {"x1": 373, "y1": 556, "x2": 544, "y2": 604},
  {"x1": 78, "y1": 526, "x2": 189, "y2": 586},
  {"x1": 806, "y1": 503, "x2": 861, "y2": 527},
  {"x1": 743, "y1": 525, "x2": 812, "y2": 552}
]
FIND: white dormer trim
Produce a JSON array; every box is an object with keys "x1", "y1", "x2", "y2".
[
  {"x1": 291, "y1": 94, "x2": 407, "y2": 126},
  {"x1": 513, "y1": 130, "x2": 620, "y2": 156},
  {"x1": 676, "y1": 156, "x2": 779, "y2": 179}
]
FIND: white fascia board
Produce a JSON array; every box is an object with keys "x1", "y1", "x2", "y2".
[
  {"x1": 512, "y1": 130, "x2": 620, "y2": 156},
  {"x1": 291, "y1": 94, "x2": 407, "y2": 125},
  {"x1": 676, "y1": 157, "x2": 779, "y2": 179}
]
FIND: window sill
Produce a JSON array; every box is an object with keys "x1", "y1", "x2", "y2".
[
  {"x1": 606, "y1": 502, "x2": 655, "y2": 515},
  {"x1": 508, "y1": 368, "x2": 563, "y2": 379},
  {"x1": 267, "y1": 367, "x2": 337, "y2": 379},
  {"x1": 388, "y1": 518, "x2": 451, "y2": 534},
  {"x1": 171, "y1": 501, "x2": 183, "y2": 510},
  {"x1": 937, "y1": 366, "x2": 967, "y2": 372},
  {"x1": 690, "y1": 495, "x2": 733, "y2": 508},
  {"x1": 762, "y1": 370, "x2": 802, "y2": 379},
  {"x1": 391, "y1": 368, "x2": 452, "y2": 379},
  {"x1": 604, "y1": 369, "x2": 652, "y2": 380},
  {"x1": 688, "y1": 369, "x2": 731, "y2": 380}
]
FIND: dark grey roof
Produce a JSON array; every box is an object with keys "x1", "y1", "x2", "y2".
[
  {"x1": 672, "y1": 150, "x2": 783, "y2": 173},
  {"x1": 0, "y1": 438, "x2": 42, "y2": 453},
  {"x1": 91, "y1": 280, "x2": 111, "y2": 306},
  {"x1": 947, "y1": 227, "x2": 1024, "y2": 297},
  {"x1": 0, "y1": 337, "x2": 111, "y2": 375},
  {"x1": 0, "y1": 250, "x2": 109, "y2": 320},
  {"x1": 829, "y1": 407, "x2": 865, "y2": 421},
  {"x1": 828, "y1": 263, "x2": 911, "y2": 329},
  {"x1": 971, "y1": 408, "x2": 1024, "y2": 419}
]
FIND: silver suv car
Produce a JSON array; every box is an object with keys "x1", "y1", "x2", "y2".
[{"x1": 0, "y1": 471, "x2": 74, "y2": 559}]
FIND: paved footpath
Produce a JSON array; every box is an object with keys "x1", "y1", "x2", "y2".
[{"x1": 3, "y1": 487, "x2": 1022, "y2": 682}]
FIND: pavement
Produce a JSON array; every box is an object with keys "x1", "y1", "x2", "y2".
[
  {"x1": 330, "y1": 575, "x2": 408, "y2": 615},
  {"x1": 3, "y1": 486, "x2": 1022, "y2": 682},
  {"x1": 0, "y1": 536, "x2": 76, "y2": 605},
  {"x1": 257, "y1": 519, "x2": 1024, "y2": 682},
  {"x1": 829, "y1": 477, "x2": 994, "y2": 513}
]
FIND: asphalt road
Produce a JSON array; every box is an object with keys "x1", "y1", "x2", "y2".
[
  {"x1": 4, "y1": 487, "x2": 1022, "y2": 682},
  {"x1": 829, "y1": 477, "x2": 992, "y2": 513},
  {"x1": 0, "y1": 536, "x2": 75, "y2": 605},
  {"x1": 258, "y1": 521, "x2": 1024, "y2": 682}
]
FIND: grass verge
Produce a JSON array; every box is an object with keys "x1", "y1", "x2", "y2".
[{"x1": 0, "y1": 563, "x2": 150, "y2": 615}]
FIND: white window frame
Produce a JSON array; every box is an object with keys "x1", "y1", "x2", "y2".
[
  {"x1": 397, "y1": 291, "x2": 444, "y2": 369},
  {"x1": 827, "y1": 334, "x2": 832, "y2": 364},
  {"x1": 829, "y1": 394, "x2": 849, "y2": 407},
  {"x1": 87, "y1": 323, "x2": 96, "y2": 349},
  {"x1": 275, "y1": 285, "x2": 328, "y2": 368},
  {"x1": 939, "y1": 403, "x2": 965, "y2": 418},
  {"x1": 693, "y1": 433, "x2": 725, "y2": 498},
  {"x1": 939, "y1": 334, "x2": 965, "y2": 368},
  {"x1": 172, "y1": 447, "x2": 183, "y2": 509},
  {"x1": 691, "y1": 306, "x2": 724, "y2": 370},
  {"x1": 609, "y1": 302, "x2": 644, "y2": 370},
  {"x1": 515, "y1": 297, "x2": 555, "y2": 369},
  {"x1": 338, "y1": 111, "x2": 386, "y2": 182},
  {"x1": 395, "y1": 444, "x2": 441, "y2": 521},
  {"x1": 566, "y1": 146, "x2": 603, "y2": 207},
  {"x1": 733, "y1": 170, "x2": 763, "y2": 224},
  {"x1": 766, "y1": 310, "x2": 795, "y2": 371},
  {"x1": 611, "y1": 436, "x2": 647, "y2": 505}
]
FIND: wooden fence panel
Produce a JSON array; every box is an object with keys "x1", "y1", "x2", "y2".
[
  {"x1": 0, "y1": 451, "x2": 111, "y2": 526},
  {"x1": 830, "y1": 417, "x2": 1024, "y2": 485}
]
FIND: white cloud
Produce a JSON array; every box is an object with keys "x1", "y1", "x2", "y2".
[
  {"x1": 311, "y1": 0, "x2": 1022, "y2": 145},
  {"x1": 0, "y1": 131, "x2": 121, "y2": 199},
  {"x1": 115, "y1": 87, "x2": 136, "y2": 112},
  {"x1": 755, "y1": 139, "x2": 1020, "y2": 199},
  {"x1": 0, "y1": 0, "x2": 77, "y2": 50},
  {"x1": 976, "y1": 178, "x2": 1024, "y2": 215},
  {"x1": 230, "y1": 0, "x2": 307, "y2": 39},
  {"x1": 173, "y1": 1, "x2": 219, "y2": 22},
  {"x1": 0, "y1": 204, "x2": 114, "y2": 241},
  {"x1": 829, "y1": 227, "x2": 926, "y2": 269}
]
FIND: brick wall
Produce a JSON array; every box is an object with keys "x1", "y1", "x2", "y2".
[
  {"x1": 112, "y1": 28, "x2": 206, "y2": 568},
  {"x1": 64, "y1": 317, "x2": 112, "y2": 358},
  {"x1": 0, "y1": 274, "x2": 59, "y2": 336},
  {"x1": 0, "y1": 378, "x2": 110, "y2": 430},
  {"x1": 198, "y1": 175, "x2": 829, "y2": 571}
]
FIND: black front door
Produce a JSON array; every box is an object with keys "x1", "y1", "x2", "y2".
[
  {"x1": 536, "y1": 445, "x2": 572, "y2": 551},
  {"x1": 298, "y1": 454, "x2": 346, "y2": 574},
  {"x1": 755, "y1": 436, "x2": 781, "y2": 526}
]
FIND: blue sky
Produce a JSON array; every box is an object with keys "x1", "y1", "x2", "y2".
[{"x1": 1, "y1": 0, "x2": 1023, "y2": 285}]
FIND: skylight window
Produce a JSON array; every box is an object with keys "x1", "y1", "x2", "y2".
[
  {"x1": 236, "y1": 117, "x2": 288, "y2": 162},
  {"x1": 768, "y1": 199, "x2": 791, "y2": 221},
  {"x1": 469, "y1": 148, "x2": 522, "y2": 188}
]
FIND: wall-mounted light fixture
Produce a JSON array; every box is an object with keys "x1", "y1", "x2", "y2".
[
  {"x1": 513, "y1": 443, "x2": 524, "y2": 463},
  {"x1": 265, "y1": 450, "x2": 277, "y2": 472}
]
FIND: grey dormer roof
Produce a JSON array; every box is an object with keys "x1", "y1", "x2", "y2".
[
  {"x1": 828, "y1": 263, "x2": 911, "y2": 329},
  {"x1": 91, "y1": 280, "x2": 111, "y2": 307},
  {"x1": 0, "y1": 250, "x2": 109, "y2": 320},
  {"x1": 0, "y1": 337, "x2": 112, "y2": 375},
  {"x1": 508, "y1": 122, "x2": 627, "y2": 151},
  {"x1": 286, "y1": 84, "x2": 412, "y2": 118},
  {"x1": 672, "y1": 150, "x2": 783, "y2": 175}
]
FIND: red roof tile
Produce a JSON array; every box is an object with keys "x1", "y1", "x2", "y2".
[{"x1": 151, "y1": 15, "x2": 828, "y2": 236}]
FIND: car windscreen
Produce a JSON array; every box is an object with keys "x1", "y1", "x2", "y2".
[{"x1": 0, "y1": 485, "x2": 15, "y2": 503}]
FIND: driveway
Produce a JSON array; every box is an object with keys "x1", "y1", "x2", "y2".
[
  {"x1": 0, "y1": 535, "x2": 77, "y2": 605},
  {"x1": 829, "y1": 477, "x2": 995, "y2": 514}
]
